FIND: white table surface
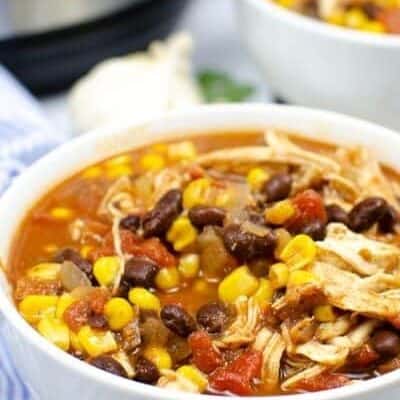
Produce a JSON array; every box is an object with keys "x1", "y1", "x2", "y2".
[{"x1": 41, "y1": 0, "x2": 273, "y2": 136}]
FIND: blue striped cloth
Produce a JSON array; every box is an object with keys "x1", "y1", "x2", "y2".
[{"x1": 0, "y1": 66, "x2": 66, "y2": 399}]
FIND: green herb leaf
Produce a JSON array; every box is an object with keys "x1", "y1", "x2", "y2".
[{"x1": 197, "y1": 70, "x2": 255, "y2": 103}]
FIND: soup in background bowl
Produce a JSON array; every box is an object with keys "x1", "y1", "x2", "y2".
[{"x1": 2, "y1": 105, "x2": 400, "y2": 400}]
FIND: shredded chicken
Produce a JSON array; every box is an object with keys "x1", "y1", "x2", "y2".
[
  {"x1": 214, "y1": 296, "x2": 261, "y2": 349},
  {"x1": 316, "y1": 315, "x2": 353, "y2": 341},
  {"x1": 281, "y1": 365, "x2": 327, "y2": 391},
  {"x1": 111, "y1": 215, "x2": 125, "y2": 295},
  {"x1": 318, "y1": 223, "x2": 400, "y2": 276},
  {"x1": 265, "y1": 130, "x2": 341, "y2": 174},
  {"x1": 98, "y1": 176, "x2": 136, "y2": 219},
  {"x1": 336, "y1": 146, "x2": 399, "y2": 211},
  {"x1": 312, "y1": 261, "x2": 400, "y2": 320},
  {"x1": 253, "y1": 328, "x2": 286, "y2": 390}
]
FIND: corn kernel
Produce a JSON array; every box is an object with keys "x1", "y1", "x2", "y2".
[
  {"x1": 37, "y1": 317, "x2": 70, "y2": 351},
  {"x1": 80, "y1": 245, "x2": 93, "y2": 259},
  {"x1": 167, "y1": 217, "x2": 197, "y2": 251},
  {"x1": 93, "y1": 256, "x2": 121, "y2": 287},
  {"x1": 155, "y1": 267, "x2": 181, "y2": 291},
  {"x1": 104, "y1": 298, "x2": 134, "y2": 331},
  {"x1": 269, "y1": 263, "x2": 290, "y2": 289},
  {"x1": 183, "y1": 178, "x2": 211, "y2": 209},
  {"x1": 82, "y1": 166, "x2": 103, "y2": 179},
  {"x1": 27, "y1": 263, "x2": 61, "y2": 281},
  {"x1": 167, "y1": 141, "x2": 197, "y2": 162},
  {"x1": 178, "y1": 254, "x2": 200, "y2": 279},
  {"x1": 264, "y1": 200, "x2": 296, "y2": 225},
  {"x1": 247, "y1": 168, "x2": 269, "y2": 191},
  {"x1": 280, "y1": 234, "x2": 317, "y2": 270},
  {"x1": 288, "y1": 270, "x2": 317, "y2": 287},
  {"x1": 326, "y1": 11, "x2": 346, "y2": 25},
  {"x1": 252, "y1": 278, "x2": 274, "y2": 309},
  {"x1": 78, "y1": 326, "x2": 117, "y2": 357},
  {"x1": 106, "y1": 164, "x2": 133, "y2": 179},
  {"x1": 144, "y1": 346, "x2": 172, "y2": 370},
  {"x1": 56, "y1": 293, "x2": 75, "y2": 319},
  {"x1": 128, "y1": 288, "x2": 161, "y2": 311},
  {"x1": 363, "y1": 21, "x2": 385, "y2": 33},
  {"x1": 50, "y1": 207, "x2": 74, "y2": 220},
  {"x1": 218, "y1": 266, "x2": 259, "y2": 303},
  {"x1": 177, "y1": 365, "x2": 208, "y2": 392},
  {"x1": 314, "y1": 305, "x2": 336, "y2": 322},
  {"x1": 70, "y1": 331, "x2": 83, "y2": 352},
  {"x1": 105, "y1": 155, "x2": 131, "y2": 167},
  {"x1": 344, "y1": 8, "x2": 368, "y2": 30},
  {"x1": 140, "y1": 153, "x2": 165, "y2": 171},
  {"x1": 19, "y1": 295, "x2": 58, "y2": 324},
  {"x1": 274, "y1": 228, "x2": 292, "y2": 259}
]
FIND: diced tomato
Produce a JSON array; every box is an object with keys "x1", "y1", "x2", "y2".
[
  {"x1": 188, "y1": 331, "x2": 223, "y2": 373},
  {"x1": 379, "y1": 8, "x2": 400, "y2": 34},
  {"x1": 209, "y1": 350, "x2": 262, "y2": 395},
  {"x1": 63, "y1": 299, "x2": 91, "y2": 332},
  {"x1": 131, "y1": 237, "x2": 176, "y2": 268},
  {"x1": 87, "y1": 288, "x2": 110, "y2": 315},
  {"x1": 349, "y1": 344, "x2": 380, "y2": 368},
  {"x1": 286, "y1": 189, "x2": 327, "y2": 232},
  {"x1": 90, "y1": 229, "x2": 176, "y2": 267},
  {"x1": 63, "y1": 288, "x2": 110, "y2": 331},
  {"x1": 295, "y1": 371, "x2": 350, "y2": 392}
]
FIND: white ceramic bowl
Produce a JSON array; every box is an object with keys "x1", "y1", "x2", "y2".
[
  {"x1": 234, "y1": 0, "x2": 400, "y2": 130},
  {"x1": 2, "y1": 104, "x2": 400, "y2": 400}
]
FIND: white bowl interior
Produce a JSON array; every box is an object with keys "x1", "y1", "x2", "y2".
[{"x1": 2, "y1": 104, "x2": 400, "y2": 400}]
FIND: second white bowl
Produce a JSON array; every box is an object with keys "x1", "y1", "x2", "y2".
[{"x1": 235, "y1": 0, "x2": 400, "y2": 130}]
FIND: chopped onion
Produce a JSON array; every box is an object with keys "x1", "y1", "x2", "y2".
[{"x1": 60, "y1": 261, "x2": 92, "y2": 291}]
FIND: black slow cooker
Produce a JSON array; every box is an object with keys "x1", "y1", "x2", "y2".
[{"x1": 0, "y1": 0, "x2": 188, "y2": 94}]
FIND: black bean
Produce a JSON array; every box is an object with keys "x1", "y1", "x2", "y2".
[
  {"x1": 120, "y1": 214, "x2": 141, "y2": 232},
  {"x1": 142, "y1": 189, "x2": 183, "y2": 238},
  {"x1": 348, "y1": 197, "x2": 388, "y2": 232},
  {"x1": 54, "y1": 248, "x2": 93, "y2": 279},
  {"x1": 88, "y1": 314, "x2": 108, "y2": 329},
  {"x1": 90, "y1": 355, "x2": 127, "y2": 378},
  {"x1": 188, "y1": 206, "x2": 226, "y2": 228},
  {"x1": 378, "y1": 205, "x2": 398, "y2": 233},
  {"x1": 160, "y1": 304, "x2": 196, "y2": 338},
  {"x1": 263, "y1": 172, "x2": 292, "y2": 202},
  {"x1": 196, "y1": 302, "x2": 228, "y2": 334},
  {"x1": 222, "y1": 224, "x2": 276, "y2": 261},
  {"x1": 326, "y1": 204, "x2": 349, "y2": 226},
  {"x1": 371, "y1": 330, "x2": 400, "y2": 357},
  {"x1": 299, "y1": 220, "x2": 327, "y2": 241},
  {"x1": 134, "y1": 357, "x2": 160, "y2": 384},
  {"x1": 124, "y1": 257, "x2": 158, "y2": 288}
]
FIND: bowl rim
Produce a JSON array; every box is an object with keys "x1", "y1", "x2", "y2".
[
  {"x1": 2, "y1": 104, "x2": 400, "y2": 399},
  {"x1": 243, "y1": 0, "x2": 400, "y2": 47}
]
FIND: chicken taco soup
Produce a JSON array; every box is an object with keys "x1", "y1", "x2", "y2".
[
  {"x1": 269, "y1": 0, "x2": 400, "y2": 34},
  {"x1": 8, "y1": 130, "x2": 400, "y2": 396}
]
